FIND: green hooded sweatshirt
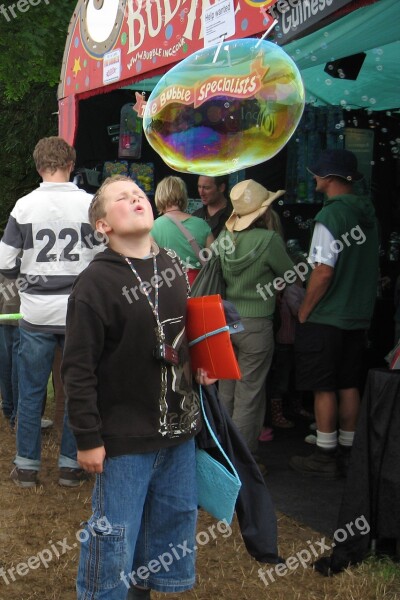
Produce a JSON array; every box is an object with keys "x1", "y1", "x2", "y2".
[
  {"x1": 308, "y1": 193, "x2": 379, "y2": 330},
  {"x1": 218, "y1": 229, "x2": 295, "y2": 318}
]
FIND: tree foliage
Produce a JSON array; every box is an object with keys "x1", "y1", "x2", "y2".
[
  {"x1": 0, "y1": 84, "x2": 60, "y2": 229},
  {"x1": 0, "y1": 0, "x2": 77, "y2": 230},
  {"x1": 0, "y1": 0, "x2": 76, "y2": 100}
]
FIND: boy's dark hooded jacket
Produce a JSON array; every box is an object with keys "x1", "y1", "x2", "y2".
[{"x1": 62, "y1": 246, "x2": 201, "y2": 457}]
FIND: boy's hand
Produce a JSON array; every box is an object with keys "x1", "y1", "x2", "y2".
[
  {"x1": 77, "y1": 447, "x2": 106, "y2": 474},
  {"x1": 195, "y1": 368, "x2": 218, "y2": 386}
]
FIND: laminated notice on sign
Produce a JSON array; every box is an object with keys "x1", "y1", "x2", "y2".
[{"x1": 203, "y1": 0, "x2": 235, "y2": 48}]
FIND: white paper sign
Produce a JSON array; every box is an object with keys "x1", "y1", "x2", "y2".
[
  {"x1": 103, "y1": 48, "x2": 121, "y2": 85},
  {"x1": 203, "y1": 0, "x2": 235, "y2": 48}
]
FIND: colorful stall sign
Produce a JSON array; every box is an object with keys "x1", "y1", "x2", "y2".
[{"x1": 58, "y1": 0, "x2": 281, "y2": 144}]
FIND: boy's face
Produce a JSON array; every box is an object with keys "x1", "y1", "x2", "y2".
[{"x1": 97, "y1": 180, "x2": 154, "y2": 237}]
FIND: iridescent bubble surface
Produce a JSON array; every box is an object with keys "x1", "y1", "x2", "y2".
[{"x1": 143, "y1": 38, "x2": 305, "y2": 176}]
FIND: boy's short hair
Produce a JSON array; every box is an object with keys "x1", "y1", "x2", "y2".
[
  {"x1": 33, "y1": 137, "x2": 76, "y2": 175},
  {"x1": 155, "y1": 176, "x2": 188, "y2": 214},
  {"x1": 88, "y1": 175, "x2": 133, "y2": 230}
]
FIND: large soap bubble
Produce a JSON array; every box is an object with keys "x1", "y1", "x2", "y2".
[{"x1": 143, "y1": 38, "x2": 305, "y2": 176}]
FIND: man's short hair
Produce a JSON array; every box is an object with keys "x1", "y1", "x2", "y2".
[
  {"x1": 198, "y1": 175, "x2": 229, "y2": 192},
  {"x1": 33, "y1": 137, "x2": 76, "y2": 175},
  {"x1": 214, "y1": 175, "x2": 229, "y2": 191},
  {"x1": 88, "y1": 175, "x2": 132, "y2": 230}
]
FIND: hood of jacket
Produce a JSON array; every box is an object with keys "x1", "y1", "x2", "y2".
[
  {"x1": 220, "y1": 230, "x2": 276, "y2": 276},
  {"x1": 323, "y1": 194, "x2": 376, "y2": 229}
]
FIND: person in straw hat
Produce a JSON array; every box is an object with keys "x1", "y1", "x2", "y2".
[{"x1": 216, "y1": 179, "x2": 296, "y2": 469}]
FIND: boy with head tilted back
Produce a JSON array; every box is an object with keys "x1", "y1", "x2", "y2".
[{"x1": 62, "y1": 175, "x2": 214, "y2": 599}]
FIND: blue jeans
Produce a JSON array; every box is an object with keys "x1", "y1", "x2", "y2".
[
  {"x1": 77, "y1": 439, "x2": 197, "y2": 599},
  {"x1": 15, "y1": 328, "x2": 79, "y2": 471},
  {"x1": 0, "y1": 325, "x2": 19, "y2": 425}
]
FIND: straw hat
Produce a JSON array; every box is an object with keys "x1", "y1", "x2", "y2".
[{"x1": 225, "y1": 180, "x2": 285, "y2": 232}]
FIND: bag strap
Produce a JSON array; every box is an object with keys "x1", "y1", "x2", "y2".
[
  {"x1": 164, "y1": 213, "x2": 207, "y2": 266},
  {"x1": 188, "y1": 326, "x2": 229, "y2": 348},
  {"x1": 198, "y1": 385, "x2": 241, "y2": 482}
]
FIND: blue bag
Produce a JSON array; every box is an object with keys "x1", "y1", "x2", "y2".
[{"x1": 196, "y1": 386, "x2": 242, "y2": 524}]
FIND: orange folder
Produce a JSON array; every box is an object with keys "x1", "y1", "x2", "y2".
[{"x1": 186, "y1": 295, "x2": 241, "y2": 380}]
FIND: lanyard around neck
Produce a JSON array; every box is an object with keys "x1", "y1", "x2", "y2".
[{"x1": 124, "y1": 254, "x2": 163, "y2": 337}]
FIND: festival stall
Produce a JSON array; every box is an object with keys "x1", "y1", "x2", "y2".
[
  {"x1": 58, "y1": 0, "x2": 400, "y2": 354},
  {"x1": 57, "y1": 0, "x2": 361, "y2": 198},
  {"x1": 57, "y1": 4, "x2": 400, "y2": 561}
]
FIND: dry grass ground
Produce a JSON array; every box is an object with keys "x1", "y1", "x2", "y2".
[{"x1": 0, "y1": 412, "x2": 399, "y2": 600}]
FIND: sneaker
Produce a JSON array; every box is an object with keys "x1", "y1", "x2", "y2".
[
  {"x1": 289, "y1": 447, "x2": 339, "y2": 479},
  {"x1": 309, "y1": 422, "x2": 317, "y2": 431},
  {"x1": 10, "y1": 466, "x2": 38, "y2": 488},
  {"x1": 336, "y1": 444, "x2": 352, "y2": 478},
  {"x1": 41, "y1": 418, "x2": 54, "y2": 430},
  {"x1": 258, "y1": 427, "x2": 274, "y2": 442},
  {"x1": 58, "y1": 468, "x2": 92, "y2": 487},
  {"x1": 126, "y1": 587, "x2": 151, "y2": 599},
  {"x1": 304, "y1": 434, "x2": 317, "y2": 445},
  {"x1": 271, "y1": 399, "x2": 295, "y2": 429},
  {"x1": 271, "y1": 415, "x2": 294, "y2": 429},
  {"x1": 297, "y1": 408, "x2": 315, "y2": 420}
]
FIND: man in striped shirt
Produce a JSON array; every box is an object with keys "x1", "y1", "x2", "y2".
[{"x1": 0, "y1": 136, "x2": 103, "y2": 488}]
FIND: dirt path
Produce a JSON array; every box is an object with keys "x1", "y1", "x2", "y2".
[{"x1": 0, "y1": 414, "x2": 398, "y2": 600}]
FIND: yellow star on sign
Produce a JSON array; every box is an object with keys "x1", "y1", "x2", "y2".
[{"x1": 72, "y1": 57, "x2": 81, "y2": 77}]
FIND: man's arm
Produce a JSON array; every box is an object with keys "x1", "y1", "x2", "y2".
[
  {"x1": 0, "y1": 215, "x2": 23, "y2": 278},
  {"x1": 298, "y1": 264, "x2": 334, "y2": 323}
]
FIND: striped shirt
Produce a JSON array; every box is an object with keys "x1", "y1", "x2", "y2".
[{"x1": 0, "y1": 182, "x2": 103, "y2": 333}]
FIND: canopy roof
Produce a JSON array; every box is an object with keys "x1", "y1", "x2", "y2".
[
  {"x1": 125, "y1": 0, "x2": 399, "y2": 112},
  {"x1": 284, "y1": 0, "x2": 399, "y2": 111}
]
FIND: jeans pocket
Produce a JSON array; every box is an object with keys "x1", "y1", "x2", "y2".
[{"x1": 78, "y1": 518, "x2": 126, "y2": 592}]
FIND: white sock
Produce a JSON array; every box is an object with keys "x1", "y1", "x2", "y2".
[
  {"x1": 316, "y1": 430, "x2": 337, "y2": 451},
  {"x1": 338, "y1": 429, "x2": 355, "y2": 447}
]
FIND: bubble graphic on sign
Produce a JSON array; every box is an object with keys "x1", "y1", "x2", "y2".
[{"x1": 143, "y1": 38, "x2": 305, "y2": 175}]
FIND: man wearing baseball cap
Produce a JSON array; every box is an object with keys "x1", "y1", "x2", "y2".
[{"x1": 290, "y1": 149, "x2": 379, "y2": 478}]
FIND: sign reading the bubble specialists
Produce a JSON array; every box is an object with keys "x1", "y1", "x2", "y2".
[
  {"x1": 203, "y1": 0, "x2": 236, "y2": 48},
  {"x1": 148, "y1": 56, "x2": 268, "y2": 116}
]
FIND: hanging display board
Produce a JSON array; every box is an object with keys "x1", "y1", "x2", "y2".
[
  {"x1": 58, "y1": 0, "x2": 281, "y2": 143},
  {"x1": 344, "y1": 127, "x2": 374, "y2": 193}
]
